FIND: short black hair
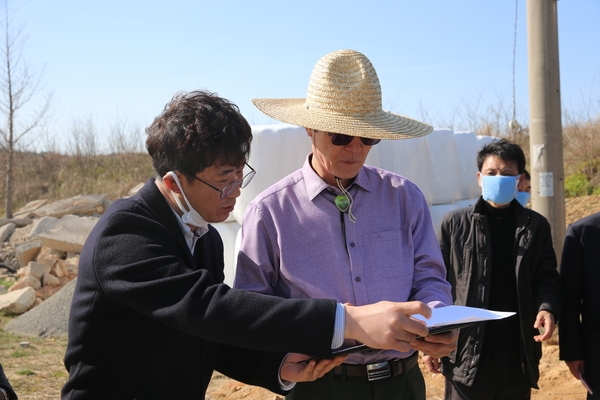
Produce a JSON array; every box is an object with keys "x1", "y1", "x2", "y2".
[
  {"x1": 145, "y1": 90, "x2": 252, "y2": 181},
  {"x1": 476, "y1": 139, "x2": 526, "y2": 174}
]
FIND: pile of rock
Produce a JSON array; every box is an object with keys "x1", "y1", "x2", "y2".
[{"x1": 0, "y1": 194, "x2": 111, "y2": 314}]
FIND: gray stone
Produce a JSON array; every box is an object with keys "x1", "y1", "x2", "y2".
[
  {"x1": 21, "y1": 261, "x2": 52, "y2": 281},
  {"x1": 0, "y1": 217, "x2": 26, "y2": 228},
  {"x1": 102, "y1": 198, "x2": 113, "y2": 212},
  {"x1": 0, "y1": 223, "x2": 15, "y2": 242},
  {"x1": 10, "y1": 275, "x2": 42, "y2": 291},
  {"x1": 13, "y1": 199, "x2": 48, "y2": 218},
  {"x1": 5, "y1": 279, "x2": 76, "y2": 336},
  {"x1": 15, "y1": 239, "x2": 43, "y2": 268},
  {"x1": 9, "y1": 217, "x2": 34, "y2": 228},
  {"x1": 0, "y1": 287, "x2": 36, "y2": 314},
  {"x1": 32, "y1": 214, "x2": 98, "y2": 253},
  {"x1": 51, "y1": 260, "x2": 68, "y2": 278},
  {"x1": 33, "y1": 194, "x2": 107, "y2": 218},
  {"x1": 35, "y1": 246, "x2": 64, "y2": 269},
  {"x1": 42, "y1": 273, "x2": 60, "y2": 287},
  {"x1": 28, "y1": 217, "x2": 59, "y2": 238}
]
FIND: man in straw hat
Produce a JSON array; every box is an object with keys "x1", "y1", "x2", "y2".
[
  {"x1": 62, "y1": 90, "x2": 442, "y2": 400},
  {"x1": 234, "y1": 49, "x2": 457, "y2": 399}
]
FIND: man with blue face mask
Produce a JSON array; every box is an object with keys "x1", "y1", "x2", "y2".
[
  {"x1": 516, "y1": 169, "x2": 532, "y2": 207},
  {"x1": 421, "y1": 139, "x2": 561, "y2": 400}
]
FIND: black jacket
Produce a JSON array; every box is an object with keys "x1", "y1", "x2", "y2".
[
  {"x1": 439, "y1": 197, "x2": 560, "y2": 389},
  {"x1": 62, "y1": 179, "x2": 337, "y2": 399},
  {"x1": 0, "y1": 363, "x2": 17, "y2": 400},
  {"x1": 559, "y1": 212, "x2": 600, "y2": 393}
]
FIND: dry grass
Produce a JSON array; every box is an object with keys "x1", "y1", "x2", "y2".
[
  {"x1": 0, "y1": 151, "x2": 154, "y2": 216},
  {"x1": 0, "y1": 314, "x2": 67, "y2": 400}
]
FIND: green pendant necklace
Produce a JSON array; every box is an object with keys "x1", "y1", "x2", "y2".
[{"x1": 334, "y1": 195, "x2": 349, "y2": 212}]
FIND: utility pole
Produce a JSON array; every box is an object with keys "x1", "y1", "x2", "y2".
[{"x1": 526, "y1": 0, "x2": 566, "y2": 260}]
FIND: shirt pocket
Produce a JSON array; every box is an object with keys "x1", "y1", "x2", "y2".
[{"x1": 368, "y1": 230, "x2": 412, "y2": 278}]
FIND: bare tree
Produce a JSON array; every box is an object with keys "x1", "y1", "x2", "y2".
[
  {"x1": 107, "y1": 117, "x2": 144, "y2": 154},
  {"x1": 67, "y1": 116, "x2": 98, "y2": 158},
  {"x1": 0, "y1": 0, "x2": 52, "y2": 218}
]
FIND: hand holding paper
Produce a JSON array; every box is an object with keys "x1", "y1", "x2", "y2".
[
  {"x1": 317, "y1": 305, "x2": 515, "y2": 361},
  {"x1": 412, "y1": 305, "x2": 516, "y2": 335},
  {"x1": 410, "y1": 305, "x2": 515, "y2": 359}
]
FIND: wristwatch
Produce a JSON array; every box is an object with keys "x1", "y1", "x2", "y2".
[{"x1": 0, "y1": 387, "x2": 8, "y2": 400}]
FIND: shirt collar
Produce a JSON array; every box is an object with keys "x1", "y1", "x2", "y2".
[{"x1": 169, "y1": 206, "x2": 208, "y2": 250}]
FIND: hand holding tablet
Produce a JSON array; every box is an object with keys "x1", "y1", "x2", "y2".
[{"x1": 303, "y1": 305, "x2": 516, "y2": 361}]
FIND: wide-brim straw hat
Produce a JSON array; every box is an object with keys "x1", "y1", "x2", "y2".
[{"x1": 252, "y1": 49, "x2": 433, "y2": 140}]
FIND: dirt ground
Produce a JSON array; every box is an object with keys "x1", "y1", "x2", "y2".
[{"x1": 206, "y1": 195, "x2": 600, "y2": 400}]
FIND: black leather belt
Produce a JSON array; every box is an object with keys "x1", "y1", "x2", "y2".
[{"x1": 332, "y1": 353, "x2": 419, "y2": 381}]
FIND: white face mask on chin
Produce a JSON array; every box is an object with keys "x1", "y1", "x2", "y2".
[{"x1": 167, "y1": 171, "x2": 209, "y2": 229}]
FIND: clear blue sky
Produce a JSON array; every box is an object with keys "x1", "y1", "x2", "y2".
[{"x1": 9, "y1": 0, "x2": 600, "y2": 151}]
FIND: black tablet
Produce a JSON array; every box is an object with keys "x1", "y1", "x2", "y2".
[
  {"x1": 299, "y1": 322, "x2": 479, "y2": 363},
  {"x1": 426, "y1": 321, "x2": 481, "y2": 336},
  {"x1": 330, "y1": 343, "x2": 369, "y2": 357},
  {"x1": 298, "y1": 344, "x2": 370, "y2": 363}
]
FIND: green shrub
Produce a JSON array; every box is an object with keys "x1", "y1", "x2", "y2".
[
  {"x1": 579, "y1": 158, "x2": 600, "y2": 180},
  {"x1": 565, "y1": 173, "x2": 594, "y2": 197}
]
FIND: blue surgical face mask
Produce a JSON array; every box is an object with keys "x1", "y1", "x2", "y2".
[
  {"x1": 515, "y1": 191, "x2": 531, "y2": 207},
  {"x1": 481, "y1": 175, "x2": 519, "y2": 205}
]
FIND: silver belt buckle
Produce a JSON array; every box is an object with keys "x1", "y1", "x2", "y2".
[{"x1": 366, "y1": 361, "x2": 391, "y2": 381}]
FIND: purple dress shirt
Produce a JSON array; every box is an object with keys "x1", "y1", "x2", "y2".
[{"x1": 234, "y1": 155, "x2": 452, "y2": 364}]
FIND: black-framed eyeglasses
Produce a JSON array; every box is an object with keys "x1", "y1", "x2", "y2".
[
  {"x1": 189, "y1": 163, "x2": 256, "y2": 199},
  {"x1": 327, "y1": 132, "x2": 381, "y2": 146}
]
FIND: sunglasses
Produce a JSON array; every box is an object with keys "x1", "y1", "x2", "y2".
[{"x1": 327, "y1": 132, "x2": 381, "y2": 146}]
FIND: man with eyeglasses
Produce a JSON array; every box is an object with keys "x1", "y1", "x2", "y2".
[
  {"x1": 422, "y1": 139, "x2": 560, "y2": 399},
  {"x1": 234, "y1": 49, "x2": 457, "y2": 400},
  {"x1": 62, "y1": 90, "x2": 447, "y2": 400}
]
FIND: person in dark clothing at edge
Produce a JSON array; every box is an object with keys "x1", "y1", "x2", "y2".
[
  {"x1": 559, "y1": 211, "x2": 600, "y2": 399},
  {"x1": 61, "y1": 89, "x2": 441, "y2": 400},
  {"x1": 0, "y1": 363, "x2": 17, "y2": 400},
  {"x1": 422, "y1": 139, "x2": 561, "y2": 399}
]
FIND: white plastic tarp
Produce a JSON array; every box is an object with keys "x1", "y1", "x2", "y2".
[
  {"x1": 372, "y1": 136, "x2": 434, "y2": 206},
  {"x1": 428, "y1": 129, "x2": 463, "y2": 205},
  {"x1": 232, "y1": 124, "x2": 310, "y2": 224},
  {"x1": 454, "y1": 131, "x2": 480, "y2": 199}
]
